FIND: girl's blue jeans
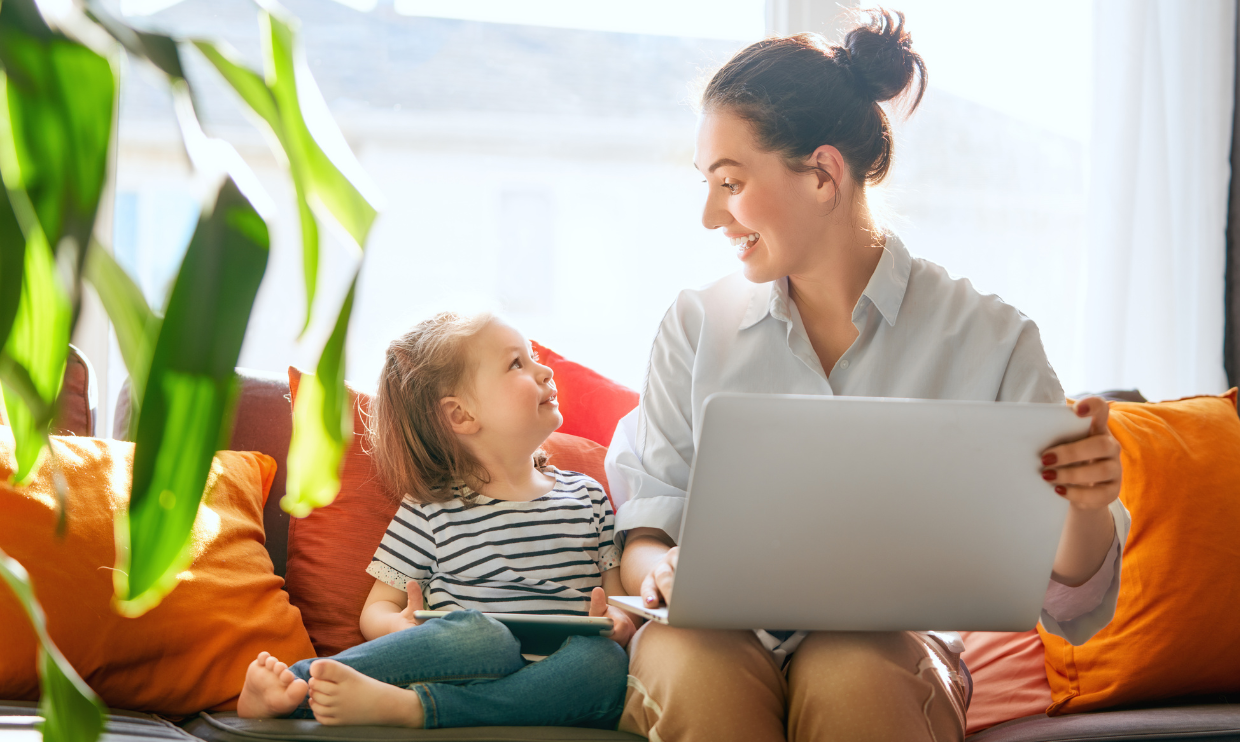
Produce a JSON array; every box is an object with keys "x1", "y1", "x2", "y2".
[{"x1": 286, "y1": 610, "x2": 628, "y2": 729}]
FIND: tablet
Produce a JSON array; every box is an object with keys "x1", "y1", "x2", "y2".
[{"x1": 414, "y1": 611, "x2": 614, "y2": 656}]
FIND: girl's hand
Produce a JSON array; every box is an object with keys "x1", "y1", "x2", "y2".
[
  {"x1": 1040, "y1": 397, "x2": 1123, "y2": 511},
  {"x1": 640, "y1": 546, "x2": 679, "y2": 608},
  {"x1": 590, "y1": 587, "x2": 636, "y2": 648},
  {"x1": 394, "y1": 582, "x2": 425, "y2": 632}
]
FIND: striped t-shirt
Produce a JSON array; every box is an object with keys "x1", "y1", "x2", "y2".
[{"x1": 367, "y1": 467, "x2": 621, "y2": 615}]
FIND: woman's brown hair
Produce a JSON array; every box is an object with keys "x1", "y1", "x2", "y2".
[
  {"x1": 366, "y1": 311, "x2": 548, "y2": 506},
  {"x1": 702, "y1": 7, "x2": 926, "y2": 188}
]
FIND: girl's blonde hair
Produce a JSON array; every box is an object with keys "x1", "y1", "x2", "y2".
[{"x1": 366, "y1": 311, "x2": 548, "y2": 506}]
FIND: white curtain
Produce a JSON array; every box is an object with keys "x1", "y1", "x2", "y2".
[{"x1": 1083, "y1": 0, "x2": 1235, "y2": 401}]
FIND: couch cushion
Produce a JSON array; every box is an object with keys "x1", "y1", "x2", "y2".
[
  {"x1": 1038, "y1": 391, "x2": 1240, "y2": 713},
  {"x1": 0, "y1": 431, "x2": 314, "y2": 715},
  {"x1": 0, "y1": 701, "x2": 201, "y2": 742},
  {"x1": 114, "y1": 368, "x2": 294, "y2": 578},
  {"x1": 181, "y1": 712, "x2": 644, "y2": 742},
  {"x1": 964, "y1": 704, "x2": 1240, "y2": 741}
]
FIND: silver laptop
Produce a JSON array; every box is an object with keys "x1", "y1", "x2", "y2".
[{"x1": 612, "y1": 393, "x2": 1091, "y2": 632}]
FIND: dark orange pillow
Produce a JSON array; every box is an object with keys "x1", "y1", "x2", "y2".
[
  {"x1": 531, "y1": 341, "x2": 638, "y2": 447},
  {"x1": 1038, "y1": 390, "x2": 1240, "y2": 713},
  {"x1": 0, "y1": 428, "x2": 314, "y2": 714},
  {"x1": 960, "y1": 631, "x2": 1053, "y2": 733},
  {"x1": 285, "y1": 367, "x2": 613, "y2": 657}
]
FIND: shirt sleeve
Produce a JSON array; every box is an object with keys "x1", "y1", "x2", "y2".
[
  {"x1": 1039, "y1": 498, "x2": 1131, "y2": 645},
  {"x1": 366, "y1": 504, "x2": 436, "y2": 592},
  {"x1": 605, "y1": 300, "x2": 698, "y2": 542},
  {"x1": 590, "y1": 479, "x2": 623, "y2": 572},
  {"x1": 996, "y1": 320, "x2": 1066, "y2": 404}
]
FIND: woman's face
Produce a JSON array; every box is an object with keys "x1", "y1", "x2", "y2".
[{"x1": 695, "y1": 110, "x2": 836, "y2": 284}]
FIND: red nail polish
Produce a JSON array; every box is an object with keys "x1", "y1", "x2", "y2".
[
  {"x1": 1079, "y1": 403, "x2": 1091, "y2": 415},
  {"x1": 1042, "y1": 470, "x2": 1057, "y2": 481},
  {"x1": 1055, "y1": 485, "x2": 1067, "y2": 495},
  {"x1": 1042, "y1": 454, "x2": 1057, "y2": 466}
]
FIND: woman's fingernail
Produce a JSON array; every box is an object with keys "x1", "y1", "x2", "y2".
[
  {"x1": 1055, "y1": 485, "x2": 1067, "y2": 496},
  {"x1": 1079, "y1": 403, "x2": 1091, "y2": 414},
  {"x1": 645, "y1": 595, "x2": 654, "y2": 604},
  {"x1": 1042, "y1": 470, "x2": 1057, "y2": 481},
  {"x1": 1042, "y1": 453, "x2": 1057, "y2": 466}
]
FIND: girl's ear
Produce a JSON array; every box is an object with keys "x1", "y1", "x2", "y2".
[
  {"x1": 440, "y1": 396, "x2": 480, "y2": 435},
  {"x1": 806, "y1": 144, "x2": 847, "y2": 204}
]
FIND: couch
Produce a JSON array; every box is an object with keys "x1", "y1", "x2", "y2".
[{"x1": 2, "y1": 360, "x2": 1239, "y2": 742}]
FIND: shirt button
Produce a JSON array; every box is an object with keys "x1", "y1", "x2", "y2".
[{"x1": 839, "y1": 359, "x2": 850, "y2": 370}]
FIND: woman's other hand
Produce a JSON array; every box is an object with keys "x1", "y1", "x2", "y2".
[
  {"x1": 1041, "y1": 396, "x2": 1122, "y2": 586},
  {"x1": 640, "y1": 546, "x2": 679, "y2": 608},
  {"x1": 1039, "y1": 396, "x2": 1123, "y2": 511}
]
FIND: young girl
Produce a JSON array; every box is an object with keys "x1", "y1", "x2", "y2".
[{"x1": 237, "y1": 312, "x2": 635, "y2": 729}]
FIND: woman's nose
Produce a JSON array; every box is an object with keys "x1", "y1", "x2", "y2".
[{"x1": 701, "y1": 191, "x2": 729, "y2": 231}]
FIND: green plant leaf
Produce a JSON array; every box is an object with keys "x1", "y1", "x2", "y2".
[
  {"x1": 0, "y1": 178, "x2": 25, "y2": 354},
  {"x1": 0, "y1": 548, "x2": 106, "y2": 742},
  {"x1": 0, "y1": 0, "x2": 116, "y2": 278},
  {"x1": 0, "y1": 0, "x2": 116, "y2": 483},
  {"x1": 0, "y1": 223, "x2": 68, "y2": 484},
  {"x1": 283, "y1": 276, "x2": 356, "y2": 518},
  {"x1": 114, "y1": 177, "x2": 268, "y2": 616},
  {"x1": 196, "y1": 7, "x2": 379, "y2": 334},
  {"x1": 83, "y1": 241, "x2": 159, "y2": 439}
]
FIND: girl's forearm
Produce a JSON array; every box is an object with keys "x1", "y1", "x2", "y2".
[
  {"x1": 1051, "y1": 504, "x2": 1116, "y2": 586},
  {"x1": 360, "y1": 601, "x2": 405, "y2": 641},
  {"x1": 621, "y1": 529, "x2": 673, "y2": 595}
]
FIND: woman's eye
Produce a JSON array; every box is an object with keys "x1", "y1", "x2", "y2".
[
  {"x1": 723, "y1": 182, "x2": 739, "y2": 194},
  {"x1": 509, "y1": 358, "x2": 521, "y2": 370}
]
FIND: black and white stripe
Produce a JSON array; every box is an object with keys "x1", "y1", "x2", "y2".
[{"x1": 367, "y1": 467, "x2": 621, "y2": 615}]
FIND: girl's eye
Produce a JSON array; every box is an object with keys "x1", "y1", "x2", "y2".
[{"x1": 509, "y1": 358, "x2": 521, "y2": 370}]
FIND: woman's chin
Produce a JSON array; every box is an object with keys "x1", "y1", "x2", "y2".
[{"x1": 741, "y1": 259, "x2": 779, "y2": 285}]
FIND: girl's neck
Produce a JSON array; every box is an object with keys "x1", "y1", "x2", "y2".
[
  {"x1": 464, "y1": 441, "x2": 553, "y2": 502},
  {"x1": 787, "y1": 198, "x2": 885, "y2": 323}
]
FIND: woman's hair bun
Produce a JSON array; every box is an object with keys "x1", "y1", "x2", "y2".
[{"x1": 840, "y1": 8, "x2": 926, "y2": 111}]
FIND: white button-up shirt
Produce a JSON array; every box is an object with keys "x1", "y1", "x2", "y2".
[{"x1": 606, "y1": 233, "x2": 1130, "y2": 646}]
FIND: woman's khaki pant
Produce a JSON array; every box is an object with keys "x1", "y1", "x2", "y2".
[{"x1": 619, "y1": 623, "x2": 968, "y2": 742}]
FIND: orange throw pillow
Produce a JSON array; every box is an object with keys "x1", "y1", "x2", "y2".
[
  {"x1": 0, "y1": 428, "x2": 315, "y2": 715},
  {"x1": 960, "y1": 631, "x2": 1053, "y2": 733},
  {"x1": 1038, "y1": 390, "x2": 1240, "y2": 714},
  {"x1": 531, "y1": 341, "x2": 638, "y2": 447},
  {"x1": 285, "y1": 367, "x2": 612, "y2": 657}
]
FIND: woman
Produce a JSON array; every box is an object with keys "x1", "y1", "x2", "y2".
[{"x1": 605, "y1": 9, "x2": 1129, "y2": 742}]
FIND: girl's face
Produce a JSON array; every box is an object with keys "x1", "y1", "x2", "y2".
[
  {"x1": 461, "y1": 319, "x2": 561, "y2": 449},
  {"x1": 695, "y1": 109, "x2": 838, "y2": 284}
]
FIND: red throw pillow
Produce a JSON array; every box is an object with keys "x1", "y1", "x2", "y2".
[
  {"x1": 1038, "y1": 390, "x2": 1240, "y2": 713},
  {"x1": 960, "y1": 631, "x2": 1053, "y2": 733},
  {"x1": 285, "y1": 367, "x2": 612, "y2": 657},
  {"x1": 531, "y1": 341, "x2": 638, "y2": 447}
]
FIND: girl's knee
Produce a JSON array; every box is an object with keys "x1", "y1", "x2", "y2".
[{"x1": 436, "y1": 610, "x2": 522, "y2": 665}]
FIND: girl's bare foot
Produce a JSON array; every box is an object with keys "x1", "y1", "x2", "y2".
[
  {"x1": 238, "y1": 652, "x2": 309, "y2": 718},
  {"x1": 307, "y1": 659, "x2": 424, "y2": 728}
]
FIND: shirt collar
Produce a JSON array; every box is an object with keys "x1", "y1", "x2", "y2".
[{"x1": 737, "y1": 232, "x2": 912, "y2": 331}]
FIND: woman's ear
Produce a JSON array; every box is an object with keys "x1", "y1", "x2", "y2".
[
  {"x1": 440, "y1": 396, "x2": 480, "y2": 435},
  {"x1": 806, "y1": 145, "x2": 847, "y2": 204}
]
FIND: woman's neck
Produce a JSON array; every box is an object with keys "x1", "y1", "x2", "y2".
[
  {"x1": 464, "y1": 441, "x2": 554, "y2": 502},
  {"x1": 786, "y1": 201, "x2": 885, "y2": 324}
]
